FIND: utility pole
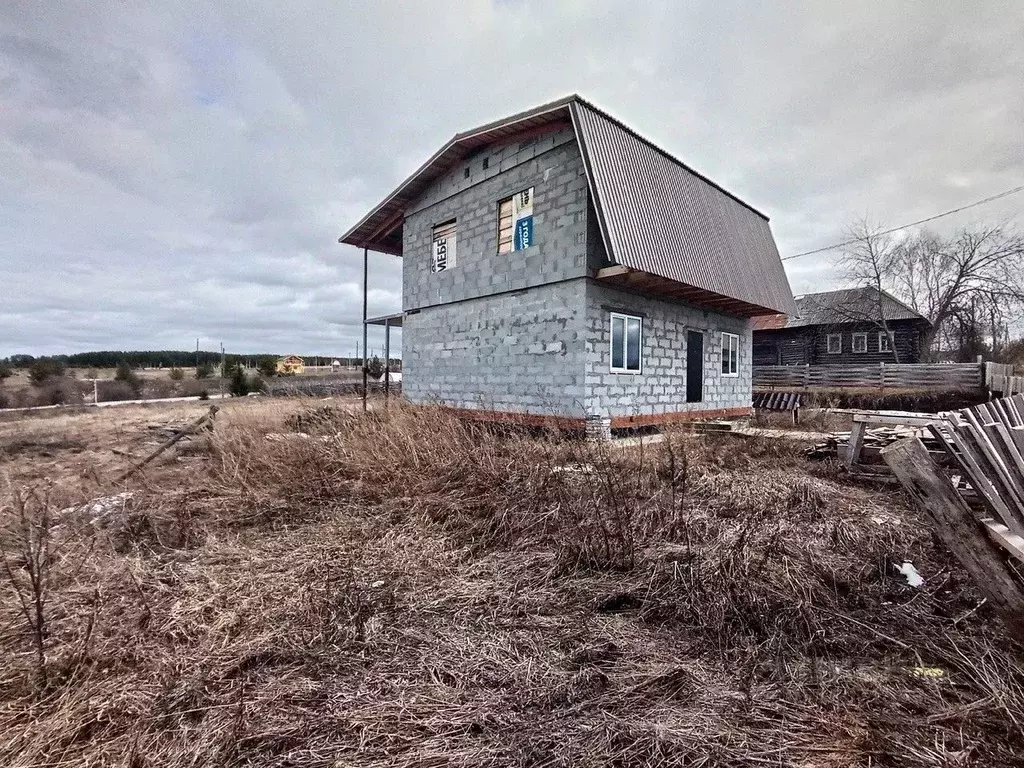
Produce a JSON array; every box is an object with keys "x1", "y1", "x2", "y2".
[
  {"x1": 195, "y1": 338, "x2": 199, "y2": 373},
  {"x1": 220, "y1": 342, "x2": 225, "y2": 397}
]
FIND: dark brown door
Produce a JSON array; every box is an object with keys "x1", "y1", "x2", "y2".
[{"x1": 686, "y1": 331, "x2": 703, "y2": 403}]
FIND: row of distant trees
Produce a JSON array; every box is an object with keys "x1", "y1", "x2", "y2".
[
  {"x1": 839, "y1": 222, "x2": 1024, "y2": 364},
  {"x1": 0, "y1": 350, "x2": 369, "y2": 371}
]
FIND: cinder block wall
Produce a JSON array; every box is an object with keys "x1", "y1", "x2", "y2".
[
  {"x1": 402, "y1": 280, "x2": 587, "y2": 416},
  {"x1": 582, "y1": 281, "x2": 753, "y2": 418},
  {"x1": 402, "y1": 125, "x2": 590, "y2": 311},
  {"x1": 401, "y1": 123, "x2": 594, "y2": 417}
]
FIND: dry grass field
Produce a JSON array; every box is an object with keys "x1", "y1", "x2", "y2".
[{"x1": 2, "y1": 399, "x2": 1024, "y2": 766}]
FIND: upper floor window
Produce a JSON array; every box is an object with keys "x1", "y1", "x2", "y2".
[
  {"x1": 879, "y1": 331, "x2": 893, "y2": 352},
  {"x1": 827, "y1": 334, "x2": 842, "y2": 354},
  {"x1": 852, "y1": 332, "x2": 868, "y2": 353},
  {"x1": 721, "y1": 332, "x2": 739, "y2": 376},
  {"x1": 610, "y1": 312, "x2": 642, "y2": 373},
  {"x1": 431, "y1": 220, "x2": 457, "y2": 273},
  {"x1": 497, "y1": 187, "x2": 535, "y2": 254}
]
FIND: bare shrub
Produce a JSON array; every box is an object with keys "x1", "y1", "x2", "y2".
[
  {"x1": 96, "y1": 380, "x2": 137, "y2": 403},
  {"x1": 36, "y1": 377, "x2": 83, "y2": 406}
]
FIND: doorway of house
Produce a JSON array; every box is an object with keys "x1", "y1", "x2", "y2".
[{"x1": 686, "y1": 330, "x2": 703, "y2": 403}]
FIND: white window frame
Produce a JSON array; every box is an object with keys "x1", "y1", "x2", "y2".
[
  {"x1": 826, "y1": 334, "x2": 842, "y2": 354},
  {"x1": 852, "y1": 332, "x2": 868, "y2": 354},
  {"x1": 609, "y1": 312, "x2": 643, "y2": 374},
  {"x1": 879, "y1": 331, "x2": 893, "y2": 352},
  {"x1": 721, "y1": 332, "x2": 740, "y2": 377}
]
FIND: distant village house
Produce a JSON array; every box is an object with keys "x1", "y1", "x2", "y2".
[
  {"x1": 752, "y1": 287, "x2": 931, "y2": 365},
  {"x1": 276, "y1": 355, "x2": 305, "y2": 375}
]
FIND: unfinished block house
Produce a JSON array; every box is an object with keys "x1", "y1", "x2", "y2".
[{"x1": 341, "y1": 95, "x2": 796, "y2": 429}]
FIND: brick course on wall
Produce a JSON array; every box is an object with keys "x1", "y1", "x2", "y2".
[
  {"x1": 402, "y1": 279, "x2": 588, "y2": 417},
  {"x1": 402, "y1": 126, "x2": 592, "y2": 311},
  {"x1": 582, "y1": 281, "x2": 752, "y2": 418}
]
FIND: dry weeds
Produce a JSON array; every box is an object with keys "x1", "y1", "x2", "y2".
[{"x1": 1, "y1": 400, "x2": 1023, "y2": 767}]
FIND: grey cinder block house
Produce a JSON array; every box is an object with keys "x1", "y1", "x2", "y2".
[{"x1": 341, "y1": 95, "x2": 796, "y2": 429}]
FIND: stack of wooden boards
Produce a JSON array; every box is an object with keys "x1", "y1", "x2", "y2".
[
  {"x1": 804, "y1": 410, "x2": 947, "y2": 466},
  {"x1": 880, "y1": 395, "x2": 1024, "y2": 634},
  {"x1": 927, "y1": 394, "x2": 1024, "y2": 551}
]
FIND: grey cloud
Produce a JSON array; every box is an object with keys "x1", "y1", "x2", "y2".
[{"x1": 1, "y1": 0, "x2": 1021, "y2": 357}]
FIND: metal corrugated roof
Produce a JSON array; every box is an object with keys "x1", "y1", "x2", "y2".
[
  {"x1": 571, "y1": 101, "x2": 795, "y2": 316},
  {"x1": 340, "y1": 95, "x2": 796, "y2": 315},
  {"x1": 339, "y1": 95, "x2": 579, "y2": 255},
  {"x1": 753, "y1": 287, "x2": 930, "y2": 330}
]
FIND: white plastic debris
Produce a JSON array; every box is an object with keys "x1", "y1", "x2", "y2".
[
  {"x1": 551, "y1": 463, "x2": 596, "y2": 475},
  {"x1": 60, "y1": 492, "x2": 134, "y2": 526},
  {"x1": 896, "y1": 561, "x2": 924, "y2": 587}
]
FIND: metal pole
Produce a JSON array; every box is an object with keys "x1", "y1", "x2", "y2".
[
  {"x1": 383, "y1": 317, "x2": 391, "y2": 405},
  {"x1": 362, "y1": 247, "x2": 368, "y2": 411}
]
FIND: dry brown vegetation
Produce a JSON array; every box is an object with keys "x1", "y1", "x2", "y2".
[{"x1": 2, "y1": 399, "x2": 1024, "y2": 766}]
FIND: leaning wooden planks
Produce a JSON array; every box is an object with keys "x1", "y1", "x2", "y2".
[{"x1": 930, "y1": 394, "x2": 1024, "y2": 537}]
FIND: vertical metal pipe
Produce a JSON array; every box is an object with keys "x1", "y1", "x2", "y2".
[
  {"x1": 362, "y1": 247, "x2": 368, "y2": 412},
  {"x1": 383, "y1": 317, "x2": 391, "y2": 405}
]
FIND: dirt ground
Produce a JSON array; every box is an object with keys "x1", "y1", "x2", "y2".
[
  {"x1": 0, "y1": 396, "x2": 358, "y2": 491},
  {"x1": 2, "y1": 400, "x2": 1023, "y2": 767}
]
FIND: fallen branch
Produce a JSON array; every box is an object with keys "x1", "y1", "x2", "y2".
[{"x1": 113, "y1": 406, "x2": 218, "y2": 484}]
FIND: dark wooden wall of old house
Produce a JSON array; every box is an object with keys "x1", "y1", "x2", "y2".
[{"x1": 753, "y1": 320, "x2": 927, "y2": 366}]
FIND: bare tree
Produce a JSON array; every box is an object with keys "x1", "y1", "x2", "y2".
[
  {"x1": 895, "y1": 225, "x2": 1024, "y2": 354},
  {"x1": 839, "y1": 220, "x2": 904, "y2": 361},
  {"x1": 842, "y1": 222, "x2": 1024, "y2": 360}
]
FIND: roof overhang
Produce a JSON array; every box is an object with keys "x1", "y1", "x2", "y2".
[
  {"x1": 339, "y1": 95, "x2": 579, "y2": 255},
  {"x1": 594, "y1": 267, "x2": 785, "y2": 318},
  {"x1": 366, "y1": 312, "x2": 403, "y2": 328}
]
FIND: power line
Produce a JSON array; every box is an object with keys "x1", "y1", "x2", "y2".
[{"x1": 781, "y1": 183, "x2": 1024, "y2": 262}]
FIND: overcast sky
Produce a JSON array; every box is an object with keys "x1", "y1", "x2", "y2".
[{"x1": 2, "y1": 1, "x2": 1022, "y2": 358}]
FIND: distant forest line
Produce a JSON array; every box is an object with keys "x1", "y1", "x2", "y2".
[{"x1": 1, "y1": 351, "x2": 396, "y2": 369}]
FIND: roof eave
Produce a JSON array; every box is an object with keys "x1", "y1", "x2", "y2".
[{"x1": 339, "y1": 95, "x2": 581, "y2": 251}]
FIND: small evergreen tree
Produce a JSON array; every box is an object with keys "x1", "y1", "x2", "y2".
[
  {"x1": 257, "y1": 357, "x2": 277, "y2": 378},
  {"x1": 0, "y1": 363, "x2": 12, "y2": 382},
  {"x1": 168, "y1": 367, "x2": 185, "y2": 381},
  {"x1": 229, "y1": 365, "x2": 250, "y2": 397},
  {"x1": 195, "y1": 363, "x2": 214, "y2": 379},
  {"x1": 28, "y1": 359, "x2": 65, "y2": 387}
]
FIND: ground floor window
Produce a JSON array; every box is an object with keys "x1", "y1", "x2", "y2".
[
  {"x1": 827, "y1": 334, "x2": 842, "y2": 354},
  {"x1": 721, "y1": 332, "x2": 739, "y2": 376},
  {"x1": 879, "y1": 331, "x2": 893, "y2": 352},
  {"x1": 852, "y1": 332, "x2": 868, "y2": 353},
  {"x1": 610, "y1": 312, "x2": 642, "y2": 373}
]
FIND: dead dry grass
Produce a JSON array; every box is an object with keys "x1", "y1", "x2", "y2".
[{"x1": 2, "y1": 401, "x2": 1024, "y2": 766}]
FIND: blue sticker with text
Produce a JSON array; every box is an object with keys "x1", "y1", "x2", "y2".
[{"x1": 514, "y1": 216, "x2": 533, "y2": 251}]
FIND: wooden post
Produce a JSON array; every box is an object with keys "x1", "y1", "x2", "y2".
[
  {"x1": 879, "y1": 361, "x2": 885, "y2": 395},
  {"x1": 881, "y1": 437, "x2": 1024, "y2": 639},
  {"x1": 845, "y1": 420, "x2": 867, "y2": 467}
]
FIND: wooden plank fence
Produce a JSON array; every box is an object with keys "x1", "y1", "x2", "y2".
[
  {"x1": 985, "y1": 362, "x2": 1024, "y2": 396},
  {"x1": 753, "y1": 362, "x2": 983, "y2": 391}
]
